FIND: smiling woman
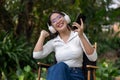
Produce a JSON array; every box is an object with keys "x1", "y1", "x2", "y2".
[{"x1": 33, "y1": 11, "x2": 97, "y2": 80}]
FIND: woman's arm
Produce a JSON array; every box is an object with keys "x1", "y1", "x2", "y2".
[
  {"x1": 72, "y1": 19, "x2": 94, "y2": 55},
  {"x1": 33, "y1": 30, "x2": 54, "y2": 59},
  {"x1": 72, "y1": 19, "x2": 97, "y2": 61},
  {"x1": 33, "y1": 30, "x2": 49, "y2": 52},
  {"x1": 78, "y1": 34, "x2": 94, "y2": 55},
  {"x1": 78, "y1": 33, "x2": 97, "y2": 61}
]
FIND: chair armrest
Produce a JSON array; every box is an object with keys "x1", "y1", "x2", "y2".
[
  {"x1": 86, "y1": 65, "x2": 98, "y2": 69},
  {"x1": 37, "y1": 62, "x2": 51, "y2": 68}
]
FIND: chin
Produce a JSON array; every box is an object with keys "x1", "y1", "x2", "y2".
[
  {"x1": 59, "y1": 26, "x2": 68, "y2": 32},
  {"x1": 57, "y1": 22, "x2": 68, "y2": 31}
]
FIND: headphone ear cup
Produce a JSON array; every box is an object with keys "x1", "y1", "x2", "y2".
[
  {"x1": 48, "y1": 26, "x2": 56, "y2": 33},
  {"x1": 61, "y1": 12, "x2": 71, "y2": 24},
  {"x1": 64, "y1": 14, "x2": 71, "y2": 24},
  {"x1": 47, "y1": 23, "x2": 56, "y2": 33}
]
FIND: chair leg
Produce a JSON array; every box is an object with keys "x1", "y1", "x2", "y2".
[
  {"x1": 38, "y1": 66, "x2": 41, "y2": 80},
  {"x1": 93, "y1": 70, "x2": 96, "y2": 80},
  {"x1": 87, "y1": 70, "x2": 91, "y2": 80}
]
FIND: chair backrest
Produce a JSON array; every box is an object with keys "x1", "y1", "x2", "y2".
[
  {"x1": 82, "y1": 42, "x2": 97, "y2": 80},
  {"x1": 82, "y1": 52, "x2": 96, "y2": 80}
]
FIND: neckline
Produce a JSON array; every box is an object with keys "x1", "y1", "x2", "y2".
[{"x1": 54, "y1": 31, "x2": 77, "y2": 43}]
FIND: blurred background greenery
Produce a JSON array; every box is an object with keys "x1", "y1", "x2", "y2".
[{"x1": 0, "y1": 0, "x2": 120, "y2": 80}]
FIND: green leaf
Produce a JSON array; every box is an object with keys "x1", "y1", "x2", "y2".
[
  {"x1": 24, "y1": 65, "x2": 31, "y2": 72},
  {"x1": 18, "y1": 75, "x2": 24, "y2": 80}
]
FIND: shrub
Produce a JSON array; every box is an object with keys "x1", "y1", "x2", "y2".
[{"x1": 0, "y1": 31, "x2": 37, "y2": 79}]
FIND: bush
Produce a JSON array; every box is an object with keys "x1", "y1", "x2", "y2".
[
  {"x1": 96, "y1": 59, "x2": 120, "y2": 80},
  {"x1": 0, "y1": 31, "x2": 37, "y2": 79}
]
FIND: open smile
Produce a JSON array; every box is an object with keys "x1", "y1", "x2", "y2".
[{"x1": 57, "y1": 21, "x2": 64, "y2": 28}]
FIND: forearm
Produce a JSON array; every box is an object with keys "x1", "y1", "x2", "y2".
[
  {"x1": 33, "y1": 37, "x2": 53, "y2": 59},
  {"x1": 33, "y1": 36, "x2": 45, "y2": 52},
  {"x1": 79, "y1": 34, "x2": 94, "y2": 55}
]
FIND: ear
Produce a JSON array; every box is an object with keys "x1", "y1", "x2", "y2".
[
  {"x1": 47, "y1": 23, "x2": 56, "y2": 33},
  {"x1": 61, "y1": 12, "x2": 71, "y2": 24}
]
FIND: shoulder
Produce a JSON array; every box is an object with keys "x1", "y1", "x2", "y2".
[
  {"x1": 70, "y1": 31, "x2": 79, "y2": 39},
  {"x1": 47, "y1": 36, "x2": 58, "y2": 44}
]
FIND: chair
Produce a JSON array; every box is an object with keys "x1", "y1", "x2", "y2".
[{"x1": 37, "y1": 42, "x2": 98, "y2": 80}]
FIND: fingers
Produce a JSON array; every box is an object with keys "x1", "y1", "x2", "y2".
[
  {"x1": 72, "y1": 22, "x2": 81, "y2": 32},
  {"x1": 72, "y1": 18, "x2": 84, "y2": 35},
  {"x1": 72, "y1": 22, "x2": 80, "y2": 29},
  {"x1": 72, "y1": 18, "x2": 84, "y2": 28},
  {"x1": 80, "y1": 18, "x2": 83, "y2": 26},
  {"x1": 40, "y1": 30, "x2": 50, "y2": 38}
]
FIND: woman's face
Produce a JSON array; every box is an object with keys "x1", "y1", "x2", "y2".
[{"x1": 50, "y1": 13, "x2": 68, "y2": 32}]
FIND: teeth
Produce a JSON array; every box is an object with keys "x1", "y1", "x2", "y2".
[
  {"x1": 57, "y1": 22, "x2": 64, "y2": 28},
  {"x1": 60, "y1": 24, "x2": 63, "y2": 27},
  {"x1": 59, "y1": 23, "x2": 63, "y2": 27}
]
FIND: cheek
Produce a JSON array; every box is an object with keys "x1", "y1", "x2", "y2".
[
  {"x1": 63, "y1": 21, "x2": 68, "y2": 27},
  {"x1": 52, "y1": 24, "x2": 56, "y2": 29},
  {"x1": 64, "y1": 19, "x2": 68, "y2": 26}
]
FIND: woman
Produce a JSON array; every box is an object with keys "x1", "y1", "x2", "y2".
[{"x1": 33, "y1": 11, "x2": 97, "y2": 80}]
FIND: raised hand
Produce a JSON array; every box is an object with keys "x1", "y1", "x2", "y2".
[
  {"x1": 72, "y1": 19, "x2": 84, "y2": 36},
  {"x1": 40, "y1": 30, "x2": 50, "y2": 38}
]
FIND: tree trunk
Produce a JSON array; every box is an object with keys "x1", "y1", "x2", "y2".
[
  {"x1": 25, "y1": 0, "x2": 34, "y2": 42},
  {"x1": 15, "y1": 0, "x2": 34, "y2": 42},
  {"x1": 0, "y1": 4, "x2": 14, "y2": 32}
]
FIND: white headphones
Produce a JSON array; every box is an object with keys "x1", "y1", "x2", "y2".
[{"x1": 47, "y1": 12, "x2": 71, "y2": 33}]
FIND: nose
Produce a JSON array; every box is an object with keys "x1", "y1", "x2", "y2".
[{"x1": 56, "y1": 18, "x2": 62, "y2": 24}]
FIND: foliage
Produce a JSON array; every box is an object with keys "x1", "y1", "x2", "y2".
[
  {"x1": 16, "y1": 65, "x2": 37, "y2": 80},
  {"x1": 96, "y1": 59, "x2": 120, "y2": 80},
  {"x1": 0, "y1": 0, "x2": 120, "y2": 79},
  {"x1": 1, "y1": 65, "x2": 37, "y2": 80},
  {"x1": 115, "y1": 58, "x2": 120, "y2": 71},
  {"x1": 90, "y1": 31, "x2": 120, "y2": 55},
  {"x1": 0, "y1": 31, "x2": 37, "y2": 79}
]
